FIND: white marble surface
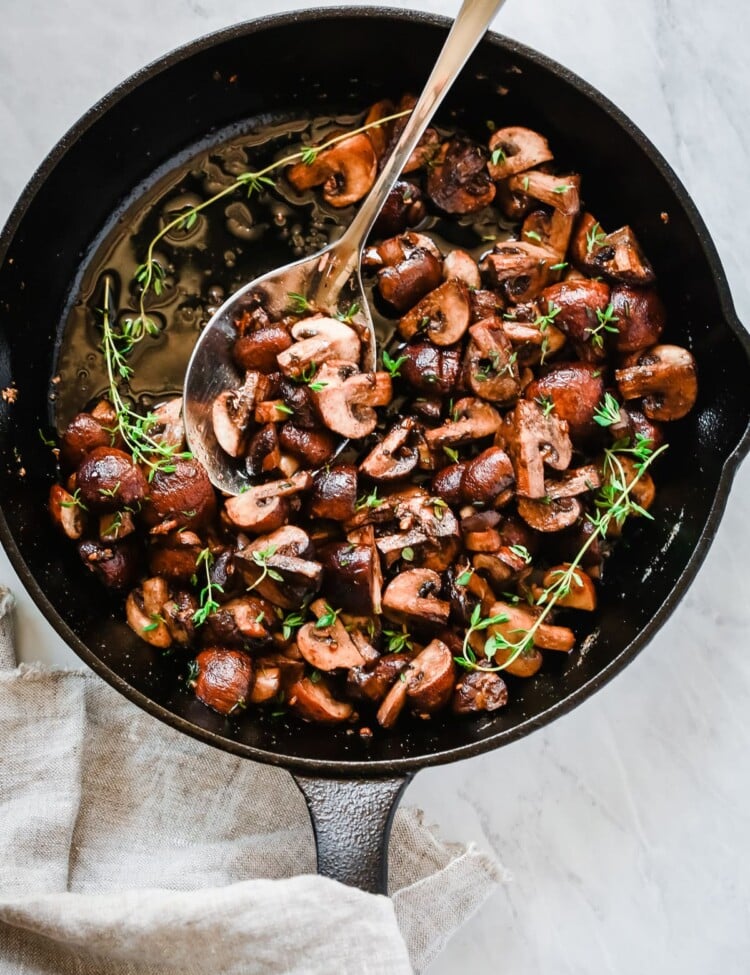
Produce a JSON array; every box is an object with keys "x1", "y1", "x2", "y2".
[{"x1": 1, "y1": 1, "x2": 749, "y2": 972}]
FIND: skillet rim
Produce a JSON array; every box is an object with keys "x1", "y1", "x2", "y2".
[{"x1": 0, "y1": 6, "x2": 748, "y2": 777}]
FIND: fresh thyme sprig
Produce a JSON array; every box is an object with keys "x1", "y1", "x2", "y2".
[
  {"x1": 587, "y1": 303, "x2": 619, "y2": 349},
  {"x1": 132, "y1": 110, "x2": 411, "y2": 325},
  {"x1": 593, "y1": 392, "x2": 622, "y2": 427},
  {"x1": 98, "y1": 277, "x2": 194, "y2": 479},
  {"x1": 247, "y1": 544, "x2": 283, "y2": 590},
  {"x1": 192, "y1": 548, "x2": 224, "y2": 626},
  {"x1": 382, "y1": 349, "x2": 408, "y2": 378},
  {"x1": 455, "y1": 438, "x2": 668, "y2": 673}
]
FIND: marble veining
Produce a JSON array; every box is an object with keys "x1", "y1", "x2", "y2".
[{"x1": 1, "y1": 1, "x2": 748, "y2": 972}]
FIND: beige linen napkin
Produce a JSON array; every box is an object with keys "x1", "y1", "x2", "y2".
[{"x1": 0, "y1": 586, "x2": 504, "y2": 974}]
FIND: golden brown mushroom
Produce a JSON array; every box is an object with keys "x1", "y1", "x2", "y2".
[
  {"x1": 615, "y1": 344, "x2": 698, "y2": 421},
  {"x1": 487, "y1": 126, "x2": 554, "y2": 180},
  {"x1": 286, "y1": 132, "x2": 377, "y2": 208}
]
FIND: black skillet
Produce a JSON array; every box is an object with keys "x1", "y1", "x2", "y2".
[{"x1": 1, "y1": 8, "x2": 749, "y2": 894}]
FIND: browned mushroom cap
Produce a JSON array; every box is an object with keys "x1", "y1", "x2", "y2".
[
  {"x1": 371, "y1": 180, "x2": 427, "y2": 238},
  {"x1": 162, "y1": 590, "x2": 198, "y2": 645},
  {"x1": 363, "y1": 231, "x2": 442, "y2": 269},
  {"x1": 148, "y1": 529, "x2": 202, "y2": 581},
  {"x1": 296, "y1": 599, "x2": 367, "y2": 672},
  {"x1": 442, "y1": 249, "x2": 482, "y2": 289},
  {"x1": 224, "y1": 471, "x2": 311, "y2": 532},
  {"x1": 516, "y1": 496, "x2": 582, "y2": 532},
  {"x1": 546, "y1": 464, "x2": 602, "y2": 500},
  {"x1": 320, "y1": 537, "x2": 381, "y2": 615},
  {"x1": 475, "y1": 599, "x2": 575, "y2": 654},
  {"x1": 364, "y1": 98, "x2": 396, "y2": 158},
  {"x1": 245, "y1": 423, "x2": 283, "y2": 478},
  {"x1": 249, "y1": 663, "x2": 281, "y2": 704},
  {"x1": 286, "y1": 132, "x2": 377, "y2": 208},
  {"x1": 192, "y1": 648, "x2": 254, "y2": 716},
  {"x1": 452, "y1": 670, "x2": 508, "y2": 714},
  {"x1": 524, "y1": 362, "x2": 606, "y2": 442},
  {"x1": 277, "y1": 377, "x2": 318, "y2": 429},
  {"x1": 571, "y1": 214, "x2": 655, "y2": 285},
  {"x1": 313, "y1": 362, "x2": 392, "y2": 439},
  {"x1": 618, "y1": 405, "x2": 666, "y2": 451},
  {"x1": 461, "y1": 447, "x2": 515, "y2": 506},
  {"x1": 470, "y1": 289, "x2": 504, "y2": 323},
  {"x1": 310, "y1": 465, "x2": 358, "y2": 521},
  {"x1": 279, "y1": 423, "x2": 336, "y2": 467},
  {"x1": 375, "y1": 492, "x2": 460, "y2": 566},
  {"x1": 202, "y1": 595, "x2": 273, "y2": 646},
  {"x1": 509, "y1": 171, "x2": 581, "y2": 217},
  {"x1": 539, "y1": 564, "x2": 597, "y2": 611},
  {"x1": 404, "y1": 638, "x2": 455, "y2": 716},
  {"x1": 236, "y1": 525, "x2": 322, "y2": 609},
  {"x1": 430, "y1": 462, "x2": 467, "y2": 506},
  {"x1": 540, "y1": 279, "x2": 612, "y2": 361},
  {"x1": 465, "y1": 320, "x2": 522, "y2": 403},
  {"x1": 389, "y1": 95, "x2": 441, "y2": 173},
  {"x1": 480, "y1": 241, "x2": 557, "y2": 304},
  {"x1": 49, "y1": 484, "x2": 85, "y2": 539},
  {"x1": 377, "y1": 248, "x2": 443, "y2": 313},
  {"x1": 76, "y1": 446, "x2": 148, "y2": 513},
  {"x1": 60, "y1": 411, "x2": 114, "y2": 470},
  {"x1": 494, "y1": 177, "x2": 533, "y2": 221},
  {"x1": 347, "y1": 653, "x2": 411, "y2": 704},
  {"x1": 487, "y1": 127, "x2": 554, "y2": 180},
  {"x1": 599, "y1": 455, "x2": 655, "y2": 526},
  {"x1": 288, "y1": 676, "x2": 354, "y2": 724},
  {"x1": 233, "y1": 325, "x2": 293, "y2": 373},
  {"x1": 276, "y1": 317, "x2": 361, "y2": 377},
  {"x1": 382, "y1": 568, "x2": 449, "y2": 627},
  {"x1": 143, "y1": 457, "x2": 216, "y2": 532},
  {"x1": 360, "y1": 418, "x2": 419, "y2": 482},
  {"x1": 399, "y1": 338, "x2": 462, "y2": 395},
  {"x1": 615, "y1": 344, "x2": 698, "y2": 421},
  {"x1": 427, "y1": 138, "x2": 496, "y2": 214},
  {"x1": 507, "y1": 400, "x2": 572, "y2": 499},
  {"x1": 126, "y1": 576, "x2": 171, "y2": 648},
  {"x1": 398, "y1": 278, "x2": 471, "y2": 346},
  {"x1": 425, "y1": 398, "x2": 502, "y2": 450},
  {"x1": 77, "y1": 537, "x2": 140, "y2": 589},
  {"x1": 609, "y1": 285, "x2": 666, "y2": 353}
]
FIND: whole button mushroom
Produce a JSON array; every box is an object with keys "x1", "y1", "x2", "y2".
[
  {"x1": 143, "y1": 457, "x2": 216, "y2": 530},
  {"x1": 76, "y1": 446, "x2": 148, "y2": 512},
  {"x1": 191, "y1": 648, "x2": 254, "y2": 716},
  {"x1": 610, "y1": 285, "x2": 666, "y2": 353},
  {"x1": 615, "y1": 344, "x2": 698, "y2": 421},
  {"x1": 232, "y1": 325, "x2": 292, "y2": 373},
  {"x1": 452, "y1": 670, "x2": 508, "y2": 714},
  {"x1": 77, "y1": 537, "x2": 140, "y2": 590},
  {"x1": 399, "y1": 339, "x2": 462, "y2": 395},
  {"x1": 524, "y1": 362, "x2": 605, "y2": 443},
  {"x1": 461, "y1": 447, "x2": 515, "y2": 506},
  {"x1": 60, "y1": 411, "x2": 114, "y2": 470},
  {"x1": 310, "y1": 465, "x2": 358, "y2": 522}
]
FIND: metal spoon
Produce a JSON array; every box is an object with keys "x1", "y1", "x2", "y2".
[{"x1": 184, "y1": 0, "x2": 507, "y2": 494}]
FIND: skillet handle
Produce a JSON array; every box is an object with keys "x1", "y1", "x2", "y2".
[{"x1": 292, "y1": 774, "x2": 413, "y2": 894}]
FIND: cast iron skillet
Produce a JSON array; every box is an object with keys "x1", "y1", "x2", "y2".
[{"x1": 1, "y1": 9, "x2": 749, "y2": 894}]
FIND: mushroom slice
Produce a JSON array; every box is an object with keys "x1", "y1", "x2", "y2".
[
  {"x1": 517, "y1": 496, "x2": 582, "y2": 532},
  {"x1": 203, "y1": 596, "x2": 273, "y2": 646},
  {"x1": 286, "y1": 132, "x2": 377, "y2": 208},
  {"x1": 376, "y1": 675, "x2": 409, "y2": 729},
  {"x1": 452, "y1": 670, "x2": 508, "y2": 714},
  {"x1": 405, "y1": 639, "x2": 455, "y2": 716},
  {"x1": 371, "y1": 180, "x2": 427, "y2": 238},
  {"x1": 364, "y1": 98, "x2": 396, "y2": 159},
  {"x1": 507, "y1": 400, "x2": 573, "y2": 499},
  {"x1": 276, "y1": 317, "x2": 361, "y2": 377},
  {"x1": 480, "y1": 241, "x2": 557, "y2": 304},
  {"x1": 382, "y1": 568, "x2": 450, "y2": 627},
  {"x1": 465, "y1": 321, "x2": 522, "y2": 403},
  {"x1": 539, "y1": 564, "x2": 597, "y2": 611},
  {"x1": 192, "y1": 648, "x2": 254, "y2": 716},
  {"x1": 425, "y1": 397, "x2": 501, "y2": 450},
  {"x1": 571, "y1": 214, "x2": 655, "y2": 285},
  {"x1": 363, "y1": 231, "x2": 442, "y2": 268},
  {"x1": 126, "y1": 576, "x2": 171, "y2": 648},
  {"x1": 162, "y1": 590, "x2": 198, "y2": 645},
  {"x1": 48, "y1": 484, "x2": 85, "y2": 540},
  {"x1": 427, "y1": 138, "x2": 496, "y2": 214},
  {"x1": 279, "y1": 424, "x2": 336, "y2": 467},
  {"x1": 249, "y1": 663, "x2": 282, "y2": 704},
  {"x1": 473, "y1": 599, "x2": 576, "y2": 655},
  {"x1": 347, "y1": 654, "x2": 411, "y2": 704},
  {"x1": 615, "y1": 344, "x2": 698, "y2": 421},
  {"x1": 522, "y1": 208, "x2": 575, "y2": 259},
  {"x1": 509, "y1": 171, "x2": 581, "y2": 217},
  {"x1": 233, "y1": 325, "x2": 293, "y2": 374},
  {"x1": 360, "y1": 418, "x2": 419, "y2": 482},
  {"x1": 313, "y1": 361, "x2": 392, "y2": 439},
  {"x1": 288, "y1": 676, "x2": 354, "y2": 724},
  {"x1": 398, "y1": 278, "x2": 471, "y2": 346},
  {"x1": 212, "y1": 372, "x2": 267, "y2": 458},
  {"x1": 296, "y1": 599, "x2": 367, "y2": 672},
  {"x1": 442, "y1": 248, "x2": 481, "y2": 289},
  {"x1": 487, "y1": 127, "x2": 554, "y2": 180},
  {"x1": 149, "y1": 397, "x2": 185, "y2": 450},
  {"x1": 545, "y1": 464, "x2": 601, "y2": 499},
  {"x1": 377, "y1": 248, "x2": 443, "y2": 313},
  {"x1": 223, "y1": 471, "x2": 311, "y2": 533},
  {"x1": 321, "y1": 531, "x2": 382, "y2": 615}
]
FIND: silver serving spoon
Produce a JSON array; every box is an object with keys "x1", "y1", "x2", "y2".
[{"x1": 184, "y1": 0, "x2": 507, "y2": 494}]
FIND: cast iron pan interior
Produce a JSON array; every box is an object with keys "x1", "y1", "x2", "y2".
[{"x1": 0, "y1": 9, "x2": 748, "y2": 775}]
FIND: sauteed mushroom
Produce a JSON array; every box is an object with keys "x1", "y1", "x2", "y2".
[
  {"x1": 615, "y1": 344, "x2": 698, "y2": 421},
  {"x1": 286, "y1": 132, "x2": 377, "y2": 207}
]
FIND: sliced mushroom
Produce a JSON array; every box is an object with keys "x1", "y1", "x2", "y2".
[
  {"x1": 465, "y1": 320, "x2": 522, "y2": 402},
  {"x1": 310, "y1": 465, "x2": 358, "y2": 521},
  {"x1": 236, "y1": 525, "x2": 322, "y2": 609},
  {"x1": 162, "y1": 590, "x2": 198, "y2": 645},
  {"x1": 399, "y1": 338, "x2": 462, "y2": 394},
  {"x1": 522, "y1": 208, "x2": 575, "y2": 259},
  {"x1": 461, "y1": 447, "x2": 515, "y2": 506},
  {"x1": 296, "y1": 599, "x2": 366, "y2": 671},
  {"x1": 347, "y1": 654, "x2": 411, "y2": 704},
  {"x1": 480, "y1": 241, "x2": 557, "y2": 304},
  {"x1": 508, "y1": 171, "x2": 581, "y2": 217},
  {"x1": 276, "y1": 317, "x2": 361, "y2": 377},
  {"x1": 76, "y1": 446, "x2": 148, "y2": 513},
  {"x1": 313, "y1": 361, "x2": 392, "y2": 439},
  {"x1": 474, "y1": 599, "x2": 575, "y2": 655},
  {"x1": 571, "y1": 214, "x2": 655, "y2": 285},
  {"x1": 288, "y1": 676, "x2": 354, "y2": 724},
  {"x1": 245, "y1": 423, "x2": 282, "y2": 477},
  {"x1": 405, "y1": 638, "x2": 455, "y2": 716},
  {"x1": 524, "y1": 362, "x2": 606, "y2": 442},
  {"x1": 615, "y1": 344, "x2": 698, "y2": 421},
  {"x1": 224, "y1": 471, "x2": 311, "y2": 532},
  {"x1": 126, "y1": 576, "x2": 171, "y2": 648},
  {"x1": 149, "y1": 398, "x2": 185, "y2": 451},
  {"x1": 425, "y1": 398, "x2": 501, "y2": 450},
  {"x1": 202, "y1": 596, "x2": 273, "y2": 646},
  {"x1": 279, "y1": 423, "x2": 336, "y2": 467},
  {"x1": 516, "y1": 496, "x2": 582, "y2": 532},
  {"x1": 452, "y1": 670, "x2": 508, "y2": 714},
  {"x1": 286, "y1": 132, "x2": 377, "y2": 208},
  {"x1": 371, "y1": 180, "x2": 427, "y2": 238},
  {"x1": 48, "y1": 484, "x2": 85, "y2": 539},
  {"x1": 507, "y1": 400, "x2": 573, "y2": 499},
  {"x1": 212, "y1": 371, "x2": 269, "y2": 458},
  {"x1": 360, "y1": 418, "x2": 419, "y2": 482},
  {"x1": 192, "y1": 648, "x2": 254, "y2": 715},
  {"x1": 487, "y1": 127, "x2": 554, "y2": 180},
  {"x1": 539, "y1": 564, "x2": 597, "y2": 611},
  {"x1": 545, "y1": 464, "x2": 601, "y2": 499},
  {"x1": 320, "y1": 537, "x2": 381, "y2": 615},
  {"x1": 398, "y1": 278, "x2": 471, "y2": 346},
  {"x1": 470, "y1": 288, "x2": 504, "y2": 323},
  {"x1": 377, "y1": 248, "x2": 443, "y2": 313},
  {"x1": 382, "y1": 568, "x2": 450, "y2": 627},
  {"x1": 601, "y1": 454, "x2": 655, "y2": 519},
  {"x1": 278, "y1": 377, "x2": 318, "y2": 428},
  {"x1": 376, "y1": 675, "x2": 409, "y2": 728},
  {"x1": 427, "y1": 138, "x2": 496, "y2": 214},
  {"x1": 363, "y1": 231, "x2": 442, "y2": 269},
  {"x1": 442, "y1": 249, "x2": 481, "y2": 289},
  {"x1": 610, "y1": 285, "x2": 666, "y2": 353},
  {"x1": 232, "y1": 325, "x2": 293, "y2": 373},
  {"x1": 249, "y1": 663, "x2": 282, "y2": 704},
  {"x1": 77, "y1": 537, "x2": 140, "y2": 590}
]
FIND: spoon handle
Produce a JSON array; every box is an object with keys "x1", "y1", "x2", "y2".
[{"x1": 334, "y1": 0, "x2": 508, "y2": 267}]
